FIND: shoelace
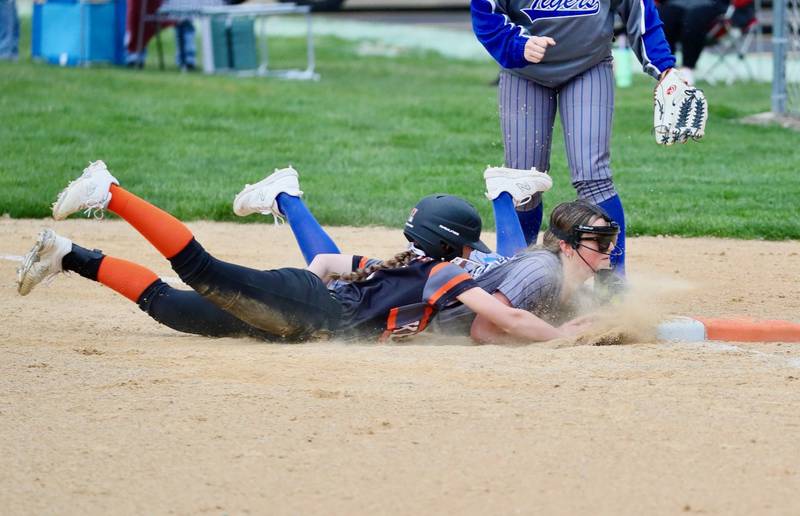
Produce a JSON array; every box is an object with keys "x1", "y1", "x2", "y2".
[
  {"x1": 52, "y1": 177, "x2": 110, "y2": 220},
  {"x1": 82, "y1": 204, "x2": 107, "y2": 220},
  {"x1": 484, "y1": 190, "x2": 532, "y2": 206},
  {"x1": 261, "y1": 208, "x2": 285, "y2": 226},
  {"x1": 515, "y1": 194, "x2": 533, "y2": 207},
  {"x1": 83, "y1": 189, "x2": 113, "y2": 219}
]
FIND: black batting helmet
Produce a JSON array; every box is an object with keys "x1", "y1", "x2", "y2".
[{"x1": 403, "y1": 194, "x2": 491, "y2": 261}]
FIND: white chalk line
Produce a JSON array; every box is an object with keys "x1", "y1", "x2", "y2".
[{"x1": 681, "y1": 340, "x2": 800, "y2": 370}]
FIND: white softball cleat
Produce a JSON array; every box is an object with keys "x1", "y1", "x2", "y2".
[
  {"x1": 233, "y1": 166, "x2": 303, "y2": 221},
  {"x1": 484, "y1": 166, "x2": 553, "y2": 207},
  {"x1": 52, "y1": 160, "x2": 119, "y2": 220},
  {"x1": 17, "y1": 228, "x2": 73, "y2": 296}
]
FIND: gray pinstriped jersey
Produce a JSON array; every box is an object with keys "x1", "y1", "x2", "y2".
[
  {"x1": 473, "y1": 0, "x2": 675, "y2": 88},
  {"x1": 502, "y1": 0, "x2": 617, "y2": 88},
  {"x1": 430, "y1": 249, "x2": 565, "y2": 336}
]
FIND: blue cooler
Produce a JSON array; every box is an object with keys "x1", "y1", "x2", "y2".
[{"x1": 32, "y1": 0, "x2": 126, "y2": 66}]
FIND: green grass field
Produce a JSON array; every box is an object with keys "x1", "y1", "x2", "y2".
[{"x1": 1, "y1": 24, "x2": 799, "y2": 239}]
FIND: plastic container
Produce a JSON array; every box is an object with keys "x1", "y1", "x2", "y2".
[
  {"x1": 32, "y1": 0, "x2": 126, "y2": 66},
  {"x1": 210, "y1": 18, "x2": 257, "y2": 71},
  {"x1": 612, "y1": 35, "x2": 633, "y2": 88}
]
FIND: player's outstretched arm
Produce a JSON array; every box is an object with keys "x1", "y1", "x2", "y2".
[{"x1": 457, "y1": 287, "x2": 573, "y2": 344}]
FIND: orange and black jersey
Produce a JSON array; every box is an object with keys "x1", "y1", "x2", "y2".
[{"x1": 330, "y1": 256, "x2": 477, "y2": 341}]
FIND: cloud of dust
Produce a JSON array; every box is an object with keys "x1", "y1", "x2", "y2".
[
  {"x1": 329, "y1": 274, "x2": 699, "y2": 349},
  {"x1": 557, "y1": 273, "x2": 699, "y2": 348}
]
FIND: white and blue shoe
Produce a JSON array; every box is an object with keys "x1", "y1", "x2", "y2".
[
  {"x1": 233, "y1": 166, "x2": 303, "y2": 221},
  {"x1": 484, "y1": 166, "x2": 553, "y2": 207}
]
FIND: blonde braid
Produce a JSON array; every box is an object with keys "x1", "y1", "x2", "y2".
[{"x1": 330, "y1": 250, "x2": 417, "y2": 283}]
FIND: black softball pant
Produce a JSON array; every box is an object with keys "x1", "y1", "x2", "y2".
[{"x1": 139, "y1": 239, "x2": 342, "y2": 342}]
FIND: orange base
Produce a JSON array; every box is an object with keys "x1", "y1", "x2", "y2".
[{"x1": 694, "y1": 317, "x2": 800, "y2": 343}]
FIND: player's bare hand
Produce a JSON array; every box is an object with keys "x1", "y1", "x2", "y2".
[
  {"x1": 524, "y1": 36, "x2": 556, "y2": 64},
  {"x1": 558, "y1": 314, "x2": 595, "y2": 336}
]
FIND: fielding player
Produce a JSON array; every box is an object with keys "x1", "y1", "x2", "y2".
[{"x1": 471, "y1": 0, "x2": 708, "y2": 282}]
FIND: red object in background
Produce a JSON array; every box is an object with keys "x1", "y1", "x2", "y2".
[{"x1": 125, "y1": 0, "x2": 175, "y2": 55}]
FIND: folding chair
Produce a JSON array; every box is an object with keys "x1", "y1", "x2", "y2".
[
  {"x1": 704, "y1": 0, "x2": 759, "y2": 84},
  {"x1": 136, "y1": 0, "x2": 224, "y2": 70}
]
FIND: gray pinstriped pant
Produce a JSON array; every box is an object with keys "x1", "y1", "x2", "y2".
[{"x1": 499, "y1": 58, "x2": 618, "y2": 205}]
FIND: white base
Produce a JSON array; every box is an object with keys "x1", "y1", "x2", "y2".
[{"x1": 656, "y1": 317, "x2": 707, "y2": 342}]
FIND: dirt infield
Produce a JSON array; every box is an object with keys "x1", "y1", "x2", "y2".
[{"x1": 2, "y1": 218, "x2": 799, "y2": 515}]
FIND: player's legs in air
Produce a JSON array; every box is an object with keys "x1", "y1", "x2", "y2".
[
  {"x1": 558, "y1": 59, "x2": 626, "y2": 278},
  {"x1": 233, "y1": 167, "x2": 340, "y2": 264},
  {"x1": 17, "y1": 228, "x2": 278, "y2": 339},
  {"x1": 235, "y1": 166, "x2": 550, "y2": 274},
  {"x1": 232, "y1": 166, "x2": 552, "y2": 277},
  {"x1": 497, "y1": 70, "x2": 558, "y2": 246},
  {"x1": 237, "y1": 168, "x2": 505, "y2": 271},
  {"x1": 34, "y1": 161, "x2": 341, "y2": 340},
  {"x1": 233, "y1": 167, "x2": 490, "y2": 275}
]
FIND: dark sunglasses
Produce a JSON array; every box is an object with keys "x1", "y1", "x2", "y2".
[
  {"x1": 549, "y1": 220, "x2": 620, "y2": 254},
  {"x1": 574, "y1": 221, "x2": 620, "y2": 255},
  {"x1": 578, "y1": 235, "x2": 617, "y2": 254}
]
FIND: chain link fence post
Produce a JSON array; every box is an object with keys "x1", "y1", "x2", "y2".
[{"x1": 773, "y1": 0, "x2": 787, "y2": 114}]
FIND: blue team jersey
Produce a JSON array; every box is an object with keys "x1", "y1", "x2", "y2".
[{"x1": 471, "y1": 0, "x2": 675, "y2": 87}]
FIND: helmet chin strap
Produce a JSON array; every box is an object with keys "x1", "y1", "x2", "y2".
[
  {"x1": 451, "y1": 255, "x2": 482, "y2": 268},
  {"x1": 407, "y1": 242, "x2": 459, "y2": 261},
  {"x1": 407, "y1": 242, "x2": 427, "y2": 257}
]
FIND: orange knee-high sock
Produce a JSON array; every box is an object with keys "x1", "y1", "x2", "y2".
[
  {"x1": 107, "y1": 184, "x2": 194, "y2": 259},
  {"x1": 97, "y1": 256, "x2": 160, "y2": 303}
]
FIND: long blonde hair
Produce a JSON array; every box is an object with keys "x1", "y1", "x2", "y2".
[{"x1": 329, "y1": 250, "x2": 417, "y2": 283}]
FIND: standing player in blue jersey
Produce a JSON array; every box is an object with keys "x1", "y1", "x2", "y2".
[{"x1": 471, "y1": 0, "x2": 707, "y2": 285}]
